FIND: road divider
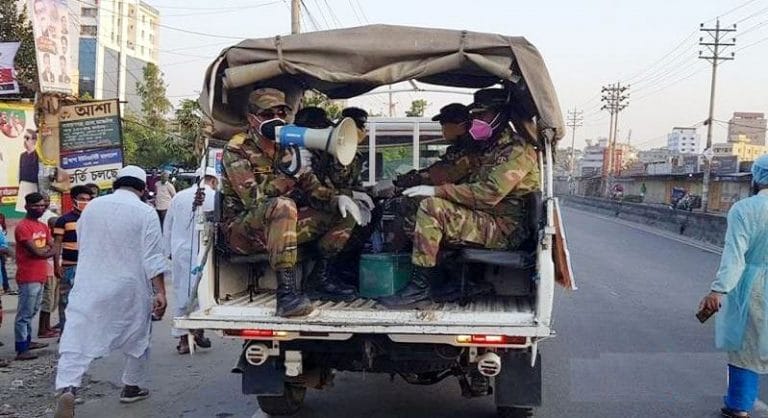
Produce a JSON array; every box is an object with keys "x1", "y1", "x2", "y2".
[{"x1": 559, "y1": 195, "x2": 727, "y2": 247}]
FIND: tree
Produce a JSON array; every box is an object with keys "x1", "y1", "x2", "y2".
[
  {"x1": 301, "y1": 92, "x2": 342, "y2": 119},
  {"x1": 122, "y1": 63, "x2": 197, "y2": 168},
  {"x1": 0, "y1": 0, "x2": 37, "y2": 97},
  {"x1": 174, "y1": 98, "x2": 204, "y2": 165},
  {"x1": 136, "y1": 63, "x2": 172, "y2": 129},
  {"x1": 405, "y1": 99, "x2": 428, "y2": 117}
]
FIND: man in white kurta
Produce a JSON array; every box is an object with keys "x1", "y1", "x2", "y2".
[
  {"x1": 163, "y1": 168, "x2": 217, "y2": 354},
  {"x1": 54, "y1": 166, "x2": 168, "y2": 418}
]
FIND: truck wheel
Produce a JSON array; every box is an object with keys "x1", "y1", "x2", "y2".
[
  {"x1": 497, "y1": 406, "x2": 533, "y2": 418},
  {"x1": 257, "y1": 383, "x2": 306, "y2": 416}
]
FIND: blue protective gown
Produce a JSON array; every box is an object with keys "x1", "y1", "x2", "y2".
[{"x1": 712, "y1": 189, "x2": 768, "y2": 373}]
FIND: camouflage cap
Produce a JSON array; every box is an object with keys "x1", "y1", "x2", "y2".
[{"x1": 248, "y1": 87, "x2": 291, "y2": 111}]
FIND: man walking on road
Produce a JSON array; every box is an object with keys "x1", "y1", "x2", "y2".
[
  {"x1": 14, "y1": 192, "x2": 54, "y2": 360},
  {"x1": 700, "y1": 154, "x2": 768, "y2": 418},
  {"x1": 54, "y1": 166, "x2": 168, "y2": 418},
  {"x1": 163, "y1": 167, "x2": 217, "y2": 354},
  {"x1": 155, "y1": 171, "x2": 176, "y2": 228}
]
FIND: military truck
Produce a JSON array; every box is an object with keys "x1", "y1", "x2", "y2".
[{"x1": 175, "y1": 25, "x2": 573, "y2": 418}]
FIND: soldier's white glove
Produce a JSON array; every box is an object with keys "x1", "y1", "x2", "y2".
[
  {"x1": 352, "y1": 190, "x2": 375, "y2": 211},
  {"x1": 336, "y1": 195, "x2": 363, "y2": 225},
  {"x1": 402, "y1": 185, "x2": 436, "y2": 198},
  {"x1": 356, "y1": 201, "x2": 372, "y2": 226}
]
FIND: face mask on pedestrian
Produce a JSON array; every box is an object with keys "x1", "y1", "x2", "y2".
[
  {"x1": 469, "y1": 113, "x2": 502, "y2": 141},
  {"x1": 74, "y1": 198, "x2": 90, "y2": 212},
  {"x1": 26, "y1": 202, "x2": 47, "y2": 219}
]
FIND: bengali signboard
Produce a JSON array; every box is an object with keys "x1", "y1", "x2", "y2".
[
  {"x1": 29, "y1": 0, "x2": 78, "y2": 94},
  {"x1": 711, "y1": 156, "x2": 739, "y2": 175},
  {"x1": 0, "y1": 102, "x2": 36, "y2": 208},
  {"x1": 59, "y1": 100, "x2": 123, "y2": 188},
  {"x1": 0, "y1": 42, "x2": 20, "y2": 95}
]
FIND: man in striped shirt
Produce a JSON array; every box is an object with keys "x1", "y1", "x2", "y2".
[{"x1": 52, "y1": 186, "x2": 93, "y2": 331}]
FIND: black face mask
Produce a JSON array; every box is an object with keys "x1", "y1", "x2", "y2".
[
  {"x1": 752, "y1": 182, "x2": 762, "y2": 196},
  {"x1": 257, "y1": 118, "x2": 286, "y2": 141}
]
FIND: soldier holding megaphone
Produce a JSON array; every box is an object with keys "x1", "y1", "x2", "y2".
[{"x1": 220, "y1": 88, "x2": 361, "y2": 318}]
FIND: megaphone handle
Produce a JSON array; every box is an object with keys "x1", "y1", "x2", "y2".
[{"x1": 276, "y1": 144, "x2": 302, "y2": 177}]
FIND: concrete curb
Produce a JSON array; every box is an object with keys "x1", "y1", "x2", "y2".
[{"x1": 559, "y1": 195, "x2": 727, "y2": 248}]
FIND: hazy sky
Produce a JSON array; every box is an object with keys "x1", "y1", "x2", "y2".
[{"x1": 153, "y1": 0, "x2": 768, "y2": 150}]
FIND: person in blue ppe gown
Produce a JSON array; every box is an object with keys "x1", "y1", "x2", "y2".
[{"x1": 700, "y1": 153, "x2": 768, "y2": 418}]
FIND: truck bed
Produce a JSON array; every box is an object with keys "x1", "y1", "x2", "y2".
[{"x1": 176, "y1": 291, "x2": 548, "y2": 336}]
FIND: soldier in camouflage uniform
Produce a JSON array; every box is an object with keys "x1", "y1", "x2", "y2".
[
  {"x1": 222, "y1": 88, "x2": 360, "y2": 317},
  {"x1": 385, "y1": 103, "x2": 480, "y2": 250},
  {"x1": 379, "y1": 89, "x2": 540, "y2": 308},
  {"x1": 292, "y1": 107, "x2": 375, "y2": 285}
]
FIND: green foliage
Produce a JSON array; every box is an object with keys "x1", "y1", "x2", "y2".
[
  {"x1": 301, "y1": 92, "x2": 342, "y2": 119},
  {"x1": 0, "y1": 0, "x2": 37, "y2": 97},
  {"x1": 136, "y1": 63, "x2": 172, "y2": 130},
  {"x1": 405, "y1": 99, "x2": 428, "y2": 117}
]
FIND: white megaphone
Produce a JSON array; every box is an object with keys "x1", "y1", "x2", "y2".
[{"x1": 275, "y1": 117, "x2": 358, "y2": 166}]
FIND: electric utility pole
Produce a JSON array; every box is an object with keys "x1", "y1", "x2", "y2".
[
  {"x1": 566, "y1": 109, "x2": 584, "y2": 194},
  {"x1": 601, "y1": 82, "x2": 629, "y2": 196},
  {"x1": 699, "y1": 19, "x2": 736, "y2": 213},
  {"x1": 291, "y1": 0, "x2": 301, "y2": 34}
]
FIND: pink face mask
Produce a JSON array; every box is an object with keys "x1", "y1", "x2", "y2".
[{"x1": 469, "y1": 113, "x2": 501, "y2": 141}]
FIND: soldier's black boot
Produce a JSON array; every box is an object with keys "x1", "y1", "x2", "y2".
[
  {"x1": 306, "y1": 258, "x2": 357, "y2": 302},
  {"x1": 377, "y1": 265, "x2": 438, "y2": 309},
  {"x1": 276, "y1": 268, "x2": 314, "y2": 317}
]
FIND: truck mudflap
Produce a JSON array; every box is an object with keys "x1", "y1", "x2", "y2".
[
  {"x1": 494, "y1": 351, "x2": 542, "y2": 408},
  {"x1": 233, "y1": 347, "x2": 285, "y2": 395}
]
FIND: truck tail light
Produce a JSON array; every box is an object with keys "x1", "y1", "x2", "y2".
[
  {"x1": 456, "y1": 335, "x2": 527, "y2": 345},
  {"x1": 224, "y1": 329, "x2": 288, "y2": 339}
]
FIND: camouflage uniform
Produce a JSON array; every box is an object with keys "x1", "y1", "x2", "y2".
[
  {"x1": 391, "y1": 137, "x2": 481, "y2": 240},
  {"x1": 411, "y1": 129, "x2": 540, "y2": 267},
  {"x1": 222, "y1": 133, "x2": 356, "y2": 270},
  {"x1": 311, "y1": 151, "x2": 364, "y2": 195}
]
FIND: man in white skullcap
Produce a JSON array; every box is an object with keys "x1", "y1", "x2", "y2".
[
  {"x1": 163, "y1": 167, "x2": 218, "y2": 354},
  {"x1": 54, "y1": 165, "x2": 169, "y2": 418}
]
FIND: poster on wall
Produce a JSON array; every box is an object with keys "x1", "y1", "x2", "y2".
[
  {"x1": 28, "y1": 0, "x2": 79, "y2": 94},
  {"x1": 0, "y1": 42, "x2": 20, "y2": 95},
  {"x1": 0, "y1": 102, "x2": 37, "y2": 209},
  {"x1": 59, "y1": 100, "x2": 123, "y2": 189}
]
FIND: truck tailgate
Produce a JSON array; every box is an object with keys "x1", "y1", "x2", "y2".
[{"x1": 175, "y1": 292, "x2": 550, "y2": 337}]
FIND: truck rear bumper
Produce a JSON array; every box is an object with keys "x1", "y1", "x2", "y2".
[{"x1": 174, "y1": 292, "x2": 551, "y2": 337}]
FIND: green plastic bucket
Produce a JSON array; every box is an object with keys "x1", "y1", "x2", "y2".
[{"x1": 358, "y1": 253, "x2": 412, "y2": 298}]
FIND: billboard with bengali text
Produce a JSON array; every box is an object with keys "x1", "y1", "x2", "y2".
[
  {"x1": 0, "y1": 102, "x2": 36, "y2": 207},
  {"x1": 59, "y1": 100, "x2": 123, "y2": 189}
]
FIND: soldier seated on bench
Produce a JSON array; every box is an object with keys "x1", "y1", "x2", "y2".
[
  {"x1": 378, "y1": 88, "x2": 541, "y2": 309},
  {"x1": 220, "y1": 88, "x2": 363, "y2": 318}
]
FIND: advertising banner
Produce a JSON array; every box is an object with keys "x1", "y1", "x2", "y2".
[
  {"x1": 0, "y1": 102, "x2": 36, "y2": 209},
  {"x1": 0, "y1": 42, "x2": 20, "y2": 95},
  {"x1": 29, "y1": 0, "x2": 78, "y2": 94},
  {"x1": 59, "y1": 100, "x2": 123, "y2": 188}
]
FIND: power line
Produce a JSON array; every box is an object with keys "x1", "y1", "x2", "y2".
[
  {"x1": 323, "y1": 0, "x2": 344, "y2": 27},
  {"x1": 354, "y1": 0, "x2": 370, "y2": 23},
  {"x1": 310, "y1": 0, "x2": 332, "y2": 29},
  {"x1": 347, "y1": 0, "x2": 363, "y2": 24}
]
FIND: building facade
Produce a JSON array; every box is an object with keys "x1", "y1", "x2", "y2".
[
  {"x1": 728, "y1": 112, "x2": 766, "y2": 145},
  {"x1": 77, "y1": 0, "x2": 159, "y2": 114},
  {"x1": 578, "y1": 138, "x2": 607, "y2": 177},
  {"x1": 712, "y1": 141, "x2": 768, "y2": 163},
  {"x1": 667, "y1": 127, "x2": 700, "y2": 154}
]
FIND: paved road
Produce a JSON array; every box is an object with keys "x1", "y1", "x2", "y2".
[{"x1": 15, "y1": 207, "x2": 765, "y2": 417}]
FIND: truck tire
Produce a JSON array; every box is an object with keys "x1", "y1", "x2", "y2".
[
  {"x1": 257, "y1": 383, "x2": 306, "y2": 416},
  {"x1": 497, "y1": 406, "x2": 533, "y2": 418}
]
